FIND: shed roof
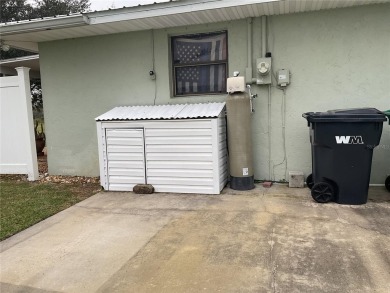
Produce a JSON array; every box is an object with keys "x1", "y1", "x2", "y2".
[{"x1": 95, "y1": 102, "x2": 226, "y2": 121}]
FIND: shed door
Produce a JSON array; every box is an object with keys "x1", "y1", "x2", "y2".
[{"x1": 105, "y1": 128, "x2": 146, "y2": 191}]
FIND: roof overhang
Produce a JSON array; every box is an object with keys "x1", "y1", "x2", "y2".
[
  {"x1": 86, "y1": 0, "x2": 280, "y2": 25},
  {"x1": 0, "y1": 0, "x2": 388, "y2": 52},
  {"x1": 0, "y1": 14, "x2": 87, "y2": 52},
  {"x1": 0, "y1": 55, "x2": 40, "y2": 77}
]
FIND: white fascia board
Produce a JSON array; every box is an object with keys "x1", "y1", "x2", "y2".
[
  {"x1": 0, "y1": 55, "x2": 39, "y2": 65},
  {"x1": 0, "y1": 15, "x2": 87, "y2": 36},
  {"x1": 85, "y1": 0, "x2": 282, "y2": 25}
]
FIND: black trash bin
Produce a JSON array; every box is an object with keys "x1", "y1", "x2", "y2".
[
  {"x1": 384, "y1": 110, "x2": 390, "y2": 192},
  {"x1": 303, "y1": 108, "x2": 387, "y2": 205}
]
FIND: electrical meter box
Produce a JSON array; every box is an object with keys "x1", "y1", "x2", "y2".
[
  {"x1": 277, "y1": 69, "x2": 290, "y2": 87},
  {"x1": 256, "y1": 57, "x2": 272, "y2": 85},
  {"x1": 227, "y1": 76, "x2": 246, "y2": 93}
]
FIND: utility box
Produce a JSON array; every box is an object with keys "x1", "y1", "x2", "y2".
[
  {"x1": 277, "y1": 69, "x2": 290, "y2": 87},
  {"x1": 227, "y1": 76, "x2": 246, "y2": 93},
  {"x1": 95, "y1": 103, "x2": 228, "y2": 194}
]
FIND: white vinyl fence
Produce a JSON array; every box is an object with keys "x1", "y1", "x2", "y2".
[{"x1": 0, "y1": 67, "x2": 38, "y2": 180}]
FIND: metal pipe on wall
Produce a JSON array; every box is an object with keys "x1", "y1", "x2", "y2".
[
  {"x1": 262, "y1": 15, "x2": 267, "y2": 57},
  {"x1": 246, "y1": 18, "x2": 254, "y2": 84},
  {"x1": 247, "y1": 18, "x2": 252, "y2": 69},
  {"x1": 268, "y1": 84, "x2": 272, "y2": 179},
  {"x1": 261, "y1": 15, "x2": 272, "y2": 179}
]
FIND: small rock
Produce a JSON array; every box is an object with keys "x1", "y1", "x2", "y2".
[{"x1": 133, "y1": 184, "x2": 154, "y2": 194}]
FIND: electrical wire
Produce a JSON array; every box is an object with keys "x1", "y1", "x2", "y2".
[
  {"x1": 266, "y1": 14, "x2": 270, "y2": 53},
  {"x1": 283, "y1": 89, "x2": 288, "y2": 179},
  {"x1": 264, "y1": 15, "x2": 289, "y2": 181},
  {"x1": 272, "y1": 88, "x2": 288, "y2": 181},
  {"x1": 267, "y1": 84, "x2": 272, "y2": 180}
]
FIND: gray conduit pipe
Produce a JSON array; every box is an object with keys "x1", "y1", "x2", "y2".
[
  {"x1": 261, "y1": 15, "x2": 272, "y2": 180},
  {"x1": 247, "y1": 17, "x2": 252, "y2": 72}
]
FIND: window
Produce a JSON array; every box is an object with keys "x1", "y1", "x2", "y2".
[{"x1": 172, "y1": 31, "x2": 228, "y2": 96}]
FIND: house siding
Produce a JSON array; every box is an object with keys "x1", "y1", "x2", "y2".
[{"x1": 40, "y1": 3, "x2": 390, "y2": 183}]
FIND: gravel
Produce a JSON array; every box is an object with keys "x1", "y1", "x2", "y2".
[{"x1": 1, "y1": 156, "x2": 100, "y2": 185}]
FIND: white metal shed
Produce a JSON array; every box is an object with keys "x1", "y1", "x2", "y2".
[{"x1": 95, "y1": 102, "x2": 228, "y2": 194}]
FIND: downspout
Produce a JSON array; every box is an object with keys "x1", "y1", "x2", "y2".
[
  {"x1": 262, "y1": 15, "x2": 267, "y2": 57},
  {"x1": 247, "y1": 18, "x2": 252, "y2": 71},
  {"x1": 262, "y1": 15, "x2": 272, "y2": 180},
  {"x1": 245, "y1": 18, "x2": 253, "y2": 84}
]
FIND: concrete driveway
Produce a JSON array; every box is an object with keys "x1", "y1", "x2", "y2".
[{"x1": 1, "y1": 185, "x2": 389, "y2": 293}]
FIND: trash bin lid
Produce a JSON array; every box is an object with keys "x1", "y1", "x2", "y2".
[{"x1": 303, "y1": 108, "x2": 387, "y2": 123}]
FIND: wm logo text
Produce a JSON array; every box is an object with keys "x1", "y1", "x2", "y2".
[{"x1": 335, "y1": 136, "x2": 364, "y2": 144}]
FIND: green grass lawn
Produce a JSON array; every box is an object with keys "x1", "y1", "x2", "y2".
[{"x1": 0, "y1": 180, "x2": 101, "y2": 241}]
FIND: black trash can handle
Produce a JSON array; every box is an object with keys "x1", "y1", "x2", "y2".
[{"x1": 302, "y1": 112, "x2": 313, "y2": 127}]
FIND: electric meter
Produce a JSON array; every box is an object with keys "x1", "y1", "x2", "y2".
[{"x1": 256, "y1": 57, "x2": 272, "y2": 85}]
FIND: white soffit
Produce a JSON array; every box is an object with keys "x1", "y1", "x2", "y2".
[
  {"x1": 1, "y1": 0, "x2": 389, "y2": 52},
  {"x1": 95, "y1": 102, "x2": 226, "y2": 121}
]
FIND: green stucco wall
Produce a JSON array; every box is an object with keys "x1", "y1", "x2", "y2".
[{"x1": 39, "y1": 3, "x2": 390, "y2": 184}]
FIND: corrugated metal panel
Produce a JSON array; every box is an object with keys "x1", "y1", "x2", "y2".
[
  {"x1": 217, "y1": 116, "x2": 228, "y2": 190},
  {"x1": 147, "y1": 160, "x2": 213, "y2": 170},
  {"x1": 145, "y1": 119, "x2": 217, "y2": 193},
  {"x1": 95, "y1": 102, "x2": 226, "y2": 121},
  {"x1": 105, "y1": 128, "x2": 146, "y2": 191}
]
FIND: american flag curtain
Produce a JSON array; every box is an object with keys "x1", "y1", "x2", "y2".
[{"x1": 172, "y1": 32, "x2": 227, "y2": 95}]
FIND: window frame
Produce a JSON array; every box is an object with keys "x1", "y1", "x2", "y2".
[{"x1": 171, "y1": 30, "x2": 228, "y2": 97}]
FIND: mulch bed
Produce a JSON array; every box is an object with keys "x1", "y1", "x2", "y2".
[{"x1": 38, "y1": 155, "x2": 48, "y2": 174}]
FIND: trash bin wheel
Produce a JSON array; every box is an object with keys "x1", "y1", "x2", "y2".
[
  {"x1": 306, "y1": 174, "x2": 314, "y2": 189},
  {"x1": 311, "y1": 182, "x2": 335, "y2": 203},
  {"x1": 386, "y1": 176, "x2": 390, "y2": 192}
]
